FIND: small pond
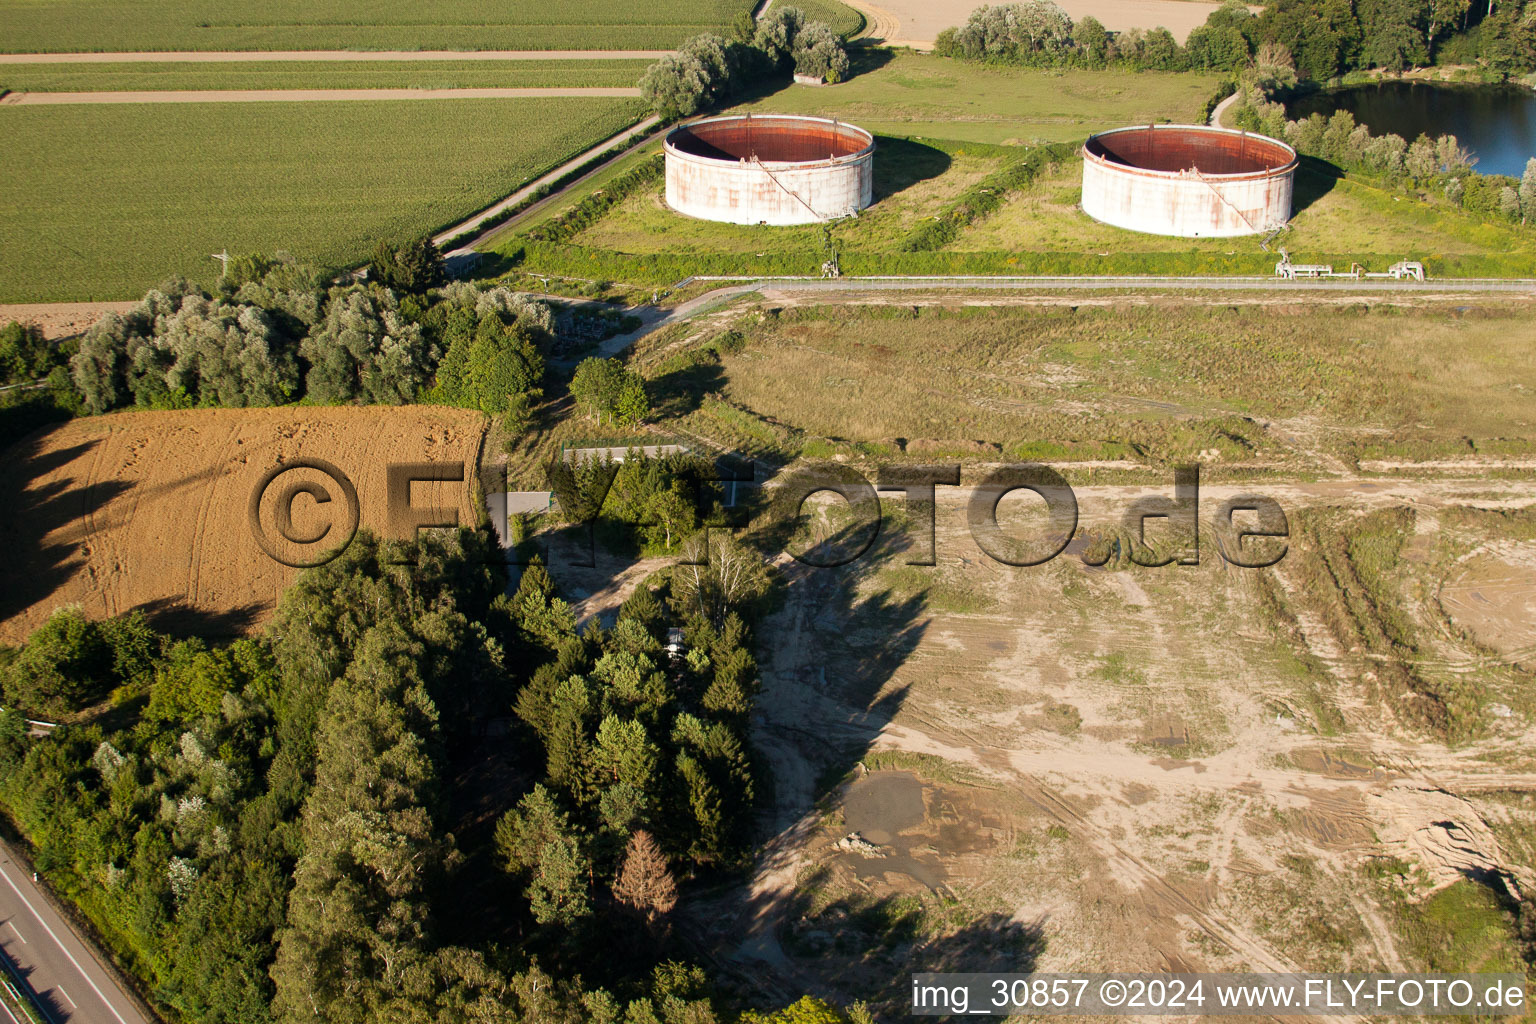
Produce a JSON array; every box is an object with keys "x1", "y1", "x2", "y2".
[{"x1": 1287, "y1": 81, "x2": 1536, "y2": 177}]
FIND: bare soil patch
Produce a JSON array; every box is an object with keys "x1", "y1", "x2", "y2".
[
  {"x1": 0, "y1": 301, "x2": 137, "y2": 339},
  {"x1": 0, "y1": 406, "x2": 487, "y2": 642},
  {"x1": 855, "y1": 0, "x2": 1225, "y2": 46}
]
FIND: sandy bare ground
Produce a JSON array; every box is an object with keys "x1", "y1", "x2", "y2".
[
  {"x1": 0, "y1": 301, "x2": 137, "y2": 339},
  {"x1": 853, "y1": 0, "x2": 1225, "y2": 47},
  {"x1": 693, "y1": 466, "x2": 1536, "y2": 1011},
  {"x1": 0, "y1": 50, "x2": 669, "y2": 64},
  {"x1": 1, "y1": 86, "x2": 641, "y2": 105},
  {"x1": 0, "y1": 406, "x2": 487, "y2": 643}
]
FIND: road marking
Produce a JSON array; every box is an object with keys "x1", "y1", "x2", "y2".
[
  {"x1": 0, "y1": 996, "x2": 21, "y2": 1024},
  {"x1": 0, "y1": 863, "x2": 131, "y2": 1024},
  {"x1": 5, "y1": 922, "x2": 23, "y2": 944},
  {"x1": 55, "y1": 985, "x2": 75, "y2": 1009}
]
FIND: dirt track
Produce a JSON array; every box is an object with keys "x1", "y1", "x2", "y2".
[
  {"x1": 0, "y1": 406, "x2": 487, "y2": 643},
  {"x1": 1, "y1": 86, "x2": 641, "y2": 105},
  {"x1": 0, "y1": 50, "x2": 669, "y2": 63}
]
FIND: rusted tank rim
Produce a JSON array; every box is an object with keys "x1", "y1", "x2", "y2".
[
  {"x1": 664, "y1": 113, "x2": 875, "y2": 171},
  {"x1": 1082, "y1": 123, "x2": 1298, "y2": 181}
]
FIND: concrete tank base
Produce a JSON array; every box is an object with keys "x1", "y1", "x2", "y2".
[
  {"x1": 664, "y1": 114, "x2": 875, "y2": 226},
  {"x1": 1081, "y1": 124, "x2": 1298, "y2": 238}
]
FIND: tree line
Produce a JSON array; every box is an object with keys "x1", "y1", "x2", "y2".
[
  {"x1": 640, "y1": 6, "x2": 853, "y2": 121},
  {"x1": 0, "y1": 526, "x2": 867, "y2": 1023},
  {"x1": 45, "y1": 245, "x2": 555, "y2": 431},
  {"x1": 935, "y1": 0, "x2": 1535, "y2": 79}
]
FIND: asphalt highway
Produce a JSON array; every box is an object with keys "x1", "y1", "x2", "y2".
[{"x1": 0, "y1": 845, "x2": 151, "y2": 1024}]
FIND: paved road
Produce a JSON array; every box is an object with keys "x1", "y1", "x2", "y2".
[
  {"x1": 0, "y1": 846, "x2": 152, "y2": 1024},
  {"x1": 679, "y1": 273, "x2": 1536, "y2": 294},
  {"x1": 0, "y1": 50, "x2": 668, "y2": 64},
  {"x1": 436, "y1": 116, "x2": 662, "y2": 250},
  {"x1": 1, "y1": 87, "x2": 641, "y2": 105}
]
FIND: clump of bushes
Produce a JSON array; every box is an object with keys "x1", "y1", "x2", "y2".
[
  {"x1": 639, "y1": 6, "x2": 851, "y2": 120},
  {"x1": 63, "y1": 249, "x2": 557, "y2": 419}
]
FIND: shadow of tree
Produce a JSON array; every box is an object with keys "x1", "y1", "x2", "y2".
[
  {"x1": 134, "y1": 597, "x2": 267, "y2": 640},
  {"x1": 0, "y1": 940, "x2": 71, "y2": 1023},
  {"x1": 0, "y1": 437, "x2": 132, "y2": 630},
  {"x1": 647, "y1": 354, "x2": 727, "y2": 420}
]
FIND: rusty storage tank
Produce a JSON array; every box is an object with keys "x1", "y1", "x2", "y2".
[
  {"x1": 664, "y1": 114, "x2": 875, "y2": 226},
  {"x1": 1081, "y1": 124, "x2": 1298, "y2": 237}
]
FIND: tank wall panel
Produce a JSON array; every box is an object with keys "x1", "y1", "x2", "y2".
[
  {"x1": 666, "y1": 150, "x2": 874, "y2": 226},
  {"x1": 1081, "y1": 156, "x2": 1294, "y2": 237}
]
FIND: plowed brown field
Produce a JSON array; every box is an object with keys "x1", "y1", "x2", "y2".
[{"x1": 0, "y1": 406, "x2": 488, "y2": 643}]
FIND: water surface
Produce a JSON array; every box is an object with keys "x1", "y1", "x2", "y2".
[{"x1": 1287, "y1": 81, "x2": 1536, "y2": 177}]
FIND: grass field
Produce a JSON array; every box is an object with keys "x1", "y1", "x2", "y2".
[
  {"x1": 631, "y1": 299, "x2": 1536, "y2": 464},
  {"x1": 574, "y1": 136, "x2": 1006, "y2": 254},
  {"x1": 0, "y1": 96, "x2": 645, "y2": 302},
  {"x1": 0, "y1": 59, "x2": 653, "y2": 92},
  {"x1": 955, "y1": 155, "x2": 1536, "y2": 264},
  {"x1": 730, "y1": 51, "x2": 1223, "y2": 145},
  {"x1": 490, "y1": 54, "x2": 1532, "y2": 281},
  {"x1": 488, "y1": 57, "x2": 1223, "y2": 266},
  {"x1": 0, "y1": 0, "x2": 752, "y2": 53}
]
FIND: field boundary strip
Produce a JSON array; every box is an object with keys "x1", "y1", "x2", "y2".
[
  {"x1": 0, "y1": 50, "x2": 673, "y2": 63},
  {"x1": 0, "y1": 87, "x2": 643, "y2": 104}
]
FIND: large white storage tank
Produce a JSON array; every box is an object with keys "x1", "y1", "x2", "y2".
[
  {"x1": 664, "y1": 114, "x2": 875, "y2": 226},
  {"x1": 1081, "y1": 124, "x2": 1298, "y2": 237}
]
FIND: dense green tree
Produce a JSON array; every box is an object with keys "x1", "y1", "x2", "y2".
[
  {"x1": 1360, "y1": 0, "x2": 1431, "y2": 68},
  {"x1": 0, "y1": 607, "x2": 159, "y2": 716},
  {"x1": 495, "y1": 784, "x2": 592, "y2": 926},
  {"x1": 752, "y1": 5, "x2": 806, "y2": 66},
  {"x1": 1072, "y1": 15, "x2": 1110, "y2": 64},
  {"x1": 570, "y1": 357, "x2": 649, "y2": 426},
  {"x1": 792, "y1": 22, "x2": 850, "y2": 81},
  {"x1": 300, "y1": 286, "x2": 437, "y2": 405},
  {"x1": 271, "y1": 621, "x2": 455, "y2": 1023},
  {"x1": 367, "y1": 237, "x2": 445, "y2": 295},
  {"x1": 639, "y1": 51, "x2": 714, "y2": 120},
  {"x1": 0, "y1": 321, "x2": 55, "y2": 385}
]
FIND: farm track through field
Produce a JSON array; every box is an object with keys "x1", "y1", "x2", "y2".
[
  {"x1": 1, "y1": 86, "x2": 642, "y2": 104},
  {"x1": 0, "y1": 49, "x2": 672, "y2": 63}
]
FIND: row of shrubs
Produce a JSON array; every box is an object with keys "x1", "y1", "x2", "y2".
[
  {"x1": 900, "y1": 142, "x2": 1081, "y2": 252},
  {"x1": 524, "y1": 156, "x2": 666, "y2": 245}
]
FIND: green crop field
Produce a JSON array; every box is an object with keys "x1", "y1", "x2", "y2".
[
  {"x1": 0, "y1": 59, "x2": 653, "y2": 92},
  {"x1": 730, "y1": 51, "x2": 1224, "y2": 145},
  {"x1": 784, "y1": 0, "x2": 865, "y2": 39},
  {"x1": 0, "y1": 0, "x2": 752, "y2": 53},
  {"x1": 0, "y1": 96, "x2": 645, "y2": 302}
]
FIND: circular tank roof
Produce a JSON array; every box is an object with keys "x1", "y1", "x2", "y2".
[
  {"x1": 1084, "y1": 124, "x2": 1297, "y2": 179},
  {"x1": 665, "y1": 114, "x2": 875, "y2": 167}
]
